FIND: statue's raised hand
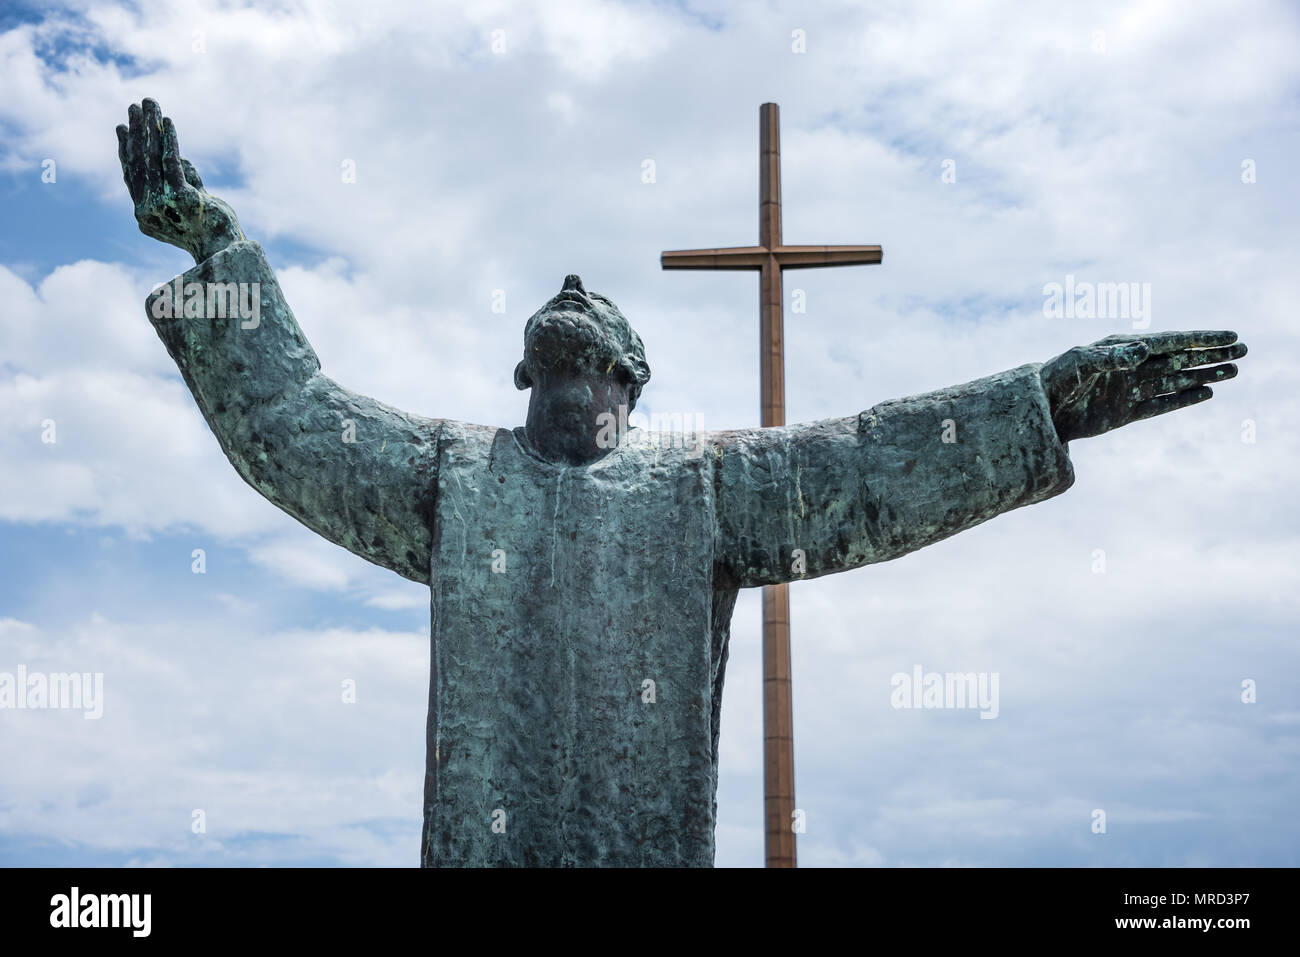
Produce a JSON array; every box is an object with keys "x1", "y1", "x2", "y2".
[
  {"x1": 1042, "y1": 331, "x2": 1246, "y2": 442},
  {"x1": 116, "y1": 98, "x2": 244, "y2": 264}
]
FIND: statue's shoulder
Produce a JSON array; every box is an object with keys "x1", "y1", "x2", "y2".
[
  {"x1": 612, "y1": 428, "x2": 717, "y2": 472},
  {"x1": 433, "y1": 420, "x2": 509, "y2": 450},
  {"x1": 434, "y1": 419, "x2": 499, "y2": 439},
  {"x1": 429, "y1": 422, "x2": 523, "y2": 473}
]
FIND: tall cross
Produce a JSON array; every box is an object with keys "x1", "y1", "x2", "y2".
[{"x1": 661, "y1": 102, "x2": 882, "y2": 868}]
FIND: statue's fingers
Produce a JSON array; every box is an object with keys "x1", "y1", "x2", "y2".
[
  {"x1": 1141, "y1": 342, "x2": 1248, "y2": 374},
  {"x1": 1130, "y1": 386, "x2": 1213, "y2": 424},
  {"x1": 126, "y1": 102, "x2": 151, "y2": 195},
  {"x1": 126, "y1": 102, "x2": 143, "y2": 155},
  {"x1": 180, "y1": 157, "x2": 204, "y2": 190},
  {"x1": 1134, "y1": 363, "x2": 1237, "y2": 401},
  {"x1": 1139, "y1": 330, "x2": 1238, "y2": 355},
  {"x1": 1180, "y1": 342, "x2": 1247, "y2": 372},
  {"x1": 125, "y1": 104, "x2": 147, "y2": 203},
  {"x1": 141, "y1": 98, "x2": 164, "y2": 193},
  {"x1": 161, "y1": 117, "x2": 186, "y2": 191},
  {"x1": 115, "y1": 123, "x2": 141, "y2": 204}
]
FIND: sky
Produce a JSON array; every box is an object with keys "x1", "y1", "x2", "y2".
[{"x1": 1, "y1": 0, "x2": 1298, "y2": 867}]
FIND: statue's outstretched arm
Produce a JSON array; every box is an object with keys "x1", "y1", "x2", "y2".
[
  {"x1": 713, "y1": 363, "x2": 1075, "y2": 588},
  {"x1": 119, "y1": 99, "x2": 437, "y2": 584},
  {"x1": 714, "y1": 331, "x2": 1244, "y2": 589}
]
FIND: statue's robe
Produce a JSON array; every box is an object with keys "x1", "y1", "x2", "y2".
[{"x1": 147, "y1": 241, "x2": 1076, "y2": 866}]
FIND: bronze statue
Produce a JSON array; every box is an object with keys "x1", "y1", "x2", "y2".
[{"x1": 118, "y1": 98, "x2": 1246, "y2": 866}]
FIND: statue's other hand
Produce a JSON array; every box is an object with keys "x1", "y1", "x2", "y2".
[
  {"x1": 116, "y1": 98, "x2": 243, "y2": 264},
  {"x1": 1042, "y1": 330, "x2": 1246, "y2": 443}
]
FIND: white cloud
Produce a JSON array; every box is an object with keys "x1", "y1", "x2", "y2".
[{"x1": 0, "y1": 613, "x2": 428, "y2": 865}]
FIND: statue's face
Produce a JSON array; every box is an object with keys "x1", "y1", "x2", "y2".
[
  {"x1": 520, "y1": 276, "x2": 634, "y2": 383},
  {"x1": 516, "y1": 275, "x2": 651, "y2": 462},
  {"x1": 517, "y1": 274, "x2": 649, "y2": 401}
]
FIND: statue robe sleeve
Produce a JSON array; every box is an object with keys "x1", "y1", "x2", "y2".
[
  {"x1": 714, "y1": 363, "x2": 1075, "y2": 588},
  {"x1": 146, "y1": 240, "x2": 439, "y2": 584}
]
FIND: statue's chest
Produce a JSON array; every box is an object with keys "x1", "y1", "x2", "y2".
[{"x1": 429, "y1": 426, "x2": 716, "y2": 608}]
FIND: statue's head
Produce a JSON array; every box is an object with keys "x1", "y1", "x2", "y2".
[
  {"x1": 515, "y1": 274, "x2": 651, "y2": 410},
  {"x1": 514, "y1": 275, "x2": 652, "y2": 465}
]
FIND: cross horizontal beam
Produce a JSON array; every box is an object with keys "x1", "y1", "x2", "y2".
[{"x1": 661, "y1": 244, "x2": 882, "y2": 271}]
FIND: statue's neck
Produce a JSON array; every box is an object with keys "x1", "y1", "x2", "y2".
[
  {"x1": 520, "y1": 413, "x2": 613, "y2": 467},
  {"x1": 522, "y1": 376, "x2": 632, "y2": 467}
]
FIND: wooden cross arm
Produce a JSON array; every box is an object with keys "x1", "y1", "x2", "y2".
[
  {"x1": 660, "y1": 246, "x2": 767, "y2": 269},
  {"x1": 661, "y1": 244, "x2": 882, "y2": 271},
  {"x1": 773, "y1": 244, "x2": 882, "y2": 269}
]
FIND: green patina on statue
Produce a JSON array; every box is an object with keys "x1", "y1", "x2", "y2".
[{"x1": 117, "y1": 99, "x2": 1246, "y2": 866}]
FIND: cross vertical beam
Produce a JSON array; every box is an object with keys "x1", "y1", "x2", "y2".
[
  {"x1": 760, "y1": 103, "x2": 784, "y2": 430},
  {"x1": 661, "y1": 102, "x2": 882, "y2": 868},
  {"x1": 758, "y1": 103, "x2": 795, "y2": 869}
]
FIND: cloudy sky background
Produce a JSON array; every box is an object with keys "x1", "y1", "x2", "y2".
[{"x1": 1, "y1": 0, "x2": 1297, "y2": 866}]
